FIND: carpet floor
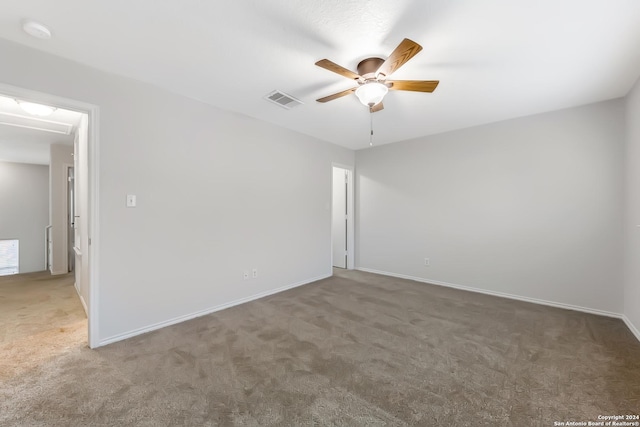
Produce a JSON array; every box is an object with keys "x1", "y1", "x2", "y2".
[
  {"x1": 0, "y1": 271, "x2": 87, "y2": 381},
  {"x1": 1, "y1": 269, "x2": 639, "y2": 426}
]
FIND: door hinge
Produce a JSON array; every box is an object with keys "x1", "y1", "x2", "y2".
[{"x1": 89, "y1": 238, "x2": 92, "y2": 245}]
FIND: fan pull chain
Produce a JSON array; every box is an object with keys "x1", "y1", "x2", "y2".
[{"x1": 369, "y1": 110, "x2": 374, "y2": 146}]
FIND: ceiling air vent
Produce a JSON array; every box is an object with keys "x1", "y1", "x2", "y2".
[{"x1": 264, "y1": 90, "x2": 303, "y2": 110}]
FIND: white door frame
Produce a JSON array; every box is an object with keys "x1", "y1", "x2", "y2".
[
  {"x1": 331, "y1": 163, "x2": 355, "y2": 270},
  {"x1": 0, "y1": 82, "x2": 101, "y2": 348}
]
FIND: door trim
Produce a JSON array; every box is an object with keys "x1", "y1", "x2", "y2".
[
  {"x1": 331, "y1": 163, "x2": 355, "y2": 270},
  {"x1": 0, "y1": 82, "x2": 101, "y2": 349}
]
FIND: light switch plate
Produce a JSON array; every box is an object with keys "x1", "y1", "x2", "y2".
[{"x1": 126, "y1": 194, "x2": 137, "y2": 207}]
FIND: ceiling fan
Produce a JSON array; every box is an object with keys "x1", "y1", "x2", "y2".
[{"x1": 315, "y1": 38, "x2": 439, "y2": 113}]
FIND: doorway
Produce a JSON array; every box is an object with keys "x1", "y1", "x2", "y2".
[
  {"x1": 0, "y1": 82, "x2": 99, "y2": 348},
  {"x1": 332, "y1": 165, "x2": 354, "y2": 270}
]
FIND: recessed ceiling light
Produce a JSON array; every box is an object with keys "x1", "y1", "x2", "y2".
[
  {"x1": 22, "y1": 20, "x2": 52, "y2": 40},
  {"x1": 17, "y1": 101, "x2": 56, "y2": 117}
]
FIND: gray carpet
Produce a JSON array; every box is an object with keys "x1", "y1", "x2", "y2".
[{"x1": 1, "y1": 269, "x2": 639, "y2": 426}]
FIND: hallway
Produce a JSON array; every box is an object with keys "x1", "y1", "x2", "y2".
[{"x1": 0, "y1": 271, "x2": 86, "y2": 380}]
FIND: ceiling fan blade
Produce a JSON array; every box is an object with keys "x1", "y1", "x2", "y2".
[
  {"x1": 315, "y1": 59, "x2": 362, "y2": 80},
  {"x1": 388, "y1": 80, "x2": 439, "y2": 92},
  {"x1": 370, "y1": 102, "x2": 384, "y2": 113},
  {"x1": 376, "y1": 38, "x2": 423, "y2": 78},
  {"x1": 316, "y1": 87, "x2": 357, "y2": 103}
]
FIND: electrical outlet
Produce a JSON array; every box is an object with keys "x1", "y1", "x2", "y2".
[
  {"x1": 243, "y1": 271, "x2": 249, "y2": 280},
  {"x1": 424, "y1": 258, "x2": 430, "y2": 266},
  {"x1": 252, "y1": 268, "x2": 258, "y2": 278}
]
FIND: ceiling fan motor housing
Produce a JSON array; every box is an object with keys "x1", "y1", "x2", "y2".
[{"x1": 357, "y1": 57, "x2": 385, "y2": 81}]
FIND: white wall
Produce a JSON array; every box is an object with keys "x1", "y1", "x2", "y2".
[
  {"x1": 0, "y1": 161, "x2": 49, "y2": 273},
  {"x1": 356, "y1": 100, "x2": 625, "y2": 314},
  {"x1": 49, "y1": 144, "x2": 73, "y2": 275},
  {"x1": 624, "y1": 77, "x2": 640, "y2": 337},
  {"x1": 0, "y1": 39, "x2": 354, "y2": 344}
]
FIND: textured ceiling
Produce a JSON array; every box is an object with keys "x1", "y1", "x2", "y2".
[{"x1": 1, "y1": 0, "x2": 639, "y2": 150}]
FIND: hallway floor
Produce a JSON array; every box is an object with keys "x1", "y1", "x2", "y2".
[{"x1": 0, "y1": 271, "x2": 87, "y2": 380}]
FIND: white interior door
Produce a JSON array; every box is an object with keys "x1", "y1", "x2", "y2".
[
  {"x1": 73, "y1": 131, "x2": 81, "y2": 295},
  {"x1": 67, "y1": 166, "x2": 75, "y2": 273},
  {"x1": 332, "y1": 167, "x2": 347, "y2": 268},
  {"x1": 73, "y1": 114, "x2": 89, "y2": 312}
]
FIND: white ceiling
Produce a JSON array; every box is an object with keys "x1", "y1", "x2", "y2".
[
  {"x1": 0, "y1": 95, "x2": 83, "y2": 165},
  {"x1": 1, "y1": 0, "x2": 639, "y2": 150}
]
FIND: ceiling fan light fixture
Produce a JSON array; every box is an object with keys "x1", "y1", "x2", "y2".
[
  {"x1": 355, "y1": 82, "x2": 388, "y2": 107},
  {"x1": 17, "y1": 101, "x2": 56, "y2": 117}
]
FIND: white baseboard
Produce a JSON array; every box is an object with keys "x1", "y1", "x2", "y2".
[
  {"x1": 79, "y1": 295, "x2": 88, "y2": 316},
  {"x1": 74, "y1": 281, "x2": 88, "y2": 316},
  {"x1": 98, "y1": 273, "x2": 332, "y2": 347},
  {"x1": 78, "y1": 294, "x2": 88, "y2": 316},
  {"x1": 357, "y1": 267, "x2": 623, "y2": 319},
  {"x1": 622, "y1": 315, "x2": 640, "y2": 342}
]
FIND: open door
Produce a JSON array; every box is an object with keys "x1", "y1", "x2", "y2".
[
  {"x1": 332, "y1": 166, "x2": 354, "y2": 269},
  {"x1": 67, "y1": 166, "x2": 75, "y2": 273},
  {"x1": 332, "y1": 167, "x2": 347, "y2": 268},
  {"x1": 73, "y1": 114, "x2": 89, "y2": 312}
]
